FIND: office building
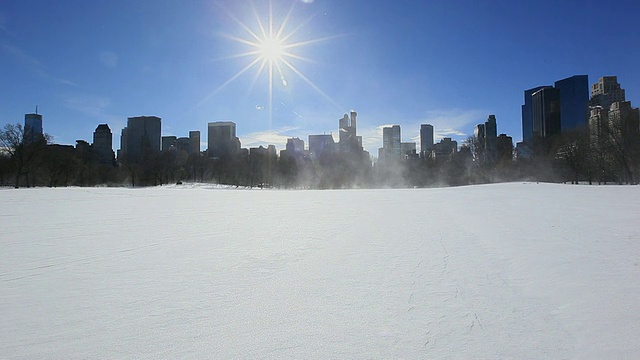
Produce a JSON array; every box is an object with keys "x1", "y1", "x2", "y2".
[
  {"x1": 207, "y1": 121, "x2": 240, "y2": 159},
  {"x1": 608, "y1": 101, "x2": 640, "y2": 139},
  {"x1": 175, "y1": 137, "x2": 191, "y2": 153},
  {"x1": 338, "y1": 111, "x2": 361, "y2": 153},
  {"x1": 432, "y1": 137, "x2": 457, "y2": 157},
  {"x1": 401, "y1": 142, "x2": 417, "y2": 158},
  {"x1": 554, "y1": 75, "x2": 589, "y2": 131},
  {"x1": 189, "y1": 131, "x2": 200, "y2": 155},
  {"x1": 589, "y1": 76, "x2": 626, "y2": 111},
  {"x1": 522, "y1": 75, "x2": 589, "y2": 144},
  {"x1": 286, "y1": 137, "x2": 305, "y2": 153},
  {"x1": 495, "y1": 134, "x2": 513, "y2": 162},
  {"x1": 92, "y1": 124, "x2": 115, "y2": 165},
  {"x1": 308, "y1": 134, "x2": 335, "y2": 160},
  {"x1": 588, "y1": 77, "x2": 629, "y2": 151},
  {"x1": 121, "y1": 116, "x2": 161, "y2": 162},
  {"x1": 532, "y1": 87, "x2": 561, "y2": 143},
  {"x1": 420, "y1": 124, "x2": 434, "y2": 156},
  {"x1": 162, "y1": 136, "x2": 177, "y2": 151},
  {"x1": 522, "y1": 86, "x2": 549, "y2": 144},
  {"x1": 484, "y1": 115, "x2": 497, "y2": 153},
  {"x1": 24, "y1": 112, "x2": 43, "y2": 142},
  {"x1": 381, "y1": 125, "x2": 401, "y2": 160}
]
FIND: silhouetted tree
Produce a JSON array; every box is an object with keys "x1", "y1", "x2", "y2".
[
  {"x1": 555, "y1": 128, "x2": 591, "y2": 184},
  {"x1": 42, "y1": 145, "x2": 79, "y2": 187},
  {"x1": 0, "y1": 123, "x2": 51, "y2": 188}
]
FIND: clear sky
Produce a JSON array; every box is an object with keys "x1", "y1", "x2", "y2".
[{"x1": 1, "y1": 0, "x2": 639, "y2": 155}]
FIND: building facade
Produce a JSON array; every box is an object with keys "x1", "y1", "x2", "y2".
[
  {"x1": 308, "y1": 134, "x2": 335, "y2": 160},
  {"x1": 207, "y1": 121, "x2": 240, "y2": 159},
  {"x1": 531, "y1": 87, "x2": 561, "y2": 145},
  {"x1": 338, "y1": 111, "x2": 362, "y2": 153},
  {"x1": 162, "y1": 136, "x2": 177, "y2": 151},
  {"x1": 24, "y1": 113, "x2": 43, "y2": 142},
  {"x1": 121, "y1": 116, "x2": 161, "y2": 162},
  {"x1": 189, "y1": 131, "x2": 200, "y2": 155},
  {"x1": 420, "y1": 124, "x2": 434, "y2": 156},
  {"x1": 554, "y1": 75, "x2": 589, "y2": 131},
  {"x1": 589, "y1": 76, "x2": 626, "y2": 111},
  {"x1": 286, "y1": 137, "x2": 305, "y2": 153},
  {"x1": 92, "y1": 124, "x2": 115, "y2": 165}
]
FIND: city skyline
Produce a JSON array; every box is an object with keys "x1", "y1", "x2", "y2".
[{"x1": 2, "y1": 1, "x2": 639, "y2": 154}]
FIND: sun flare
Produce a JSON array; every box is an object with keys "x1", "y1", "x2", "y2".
[
  {"x1": 206, "y1": 1, "x2": 341, "y2": 126},
  {"x1": 258, "y1": 37, "x2": 286, "y2": 63}
]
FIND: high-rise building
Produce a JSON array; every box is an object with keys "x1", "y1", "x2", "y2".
[
  {"x1": 554, "y1": 75, "x2": 589, "y2": 131},
  {"x1": 532, "y1": 87, "x2": 561, "y2": 144},
  {"x1": 338, "y1": 111, "x2": 360, "y2": 152},
  {"x1": 401, "y1": 142, "x2": 416, "y2": 158},
  {"x1": 162, "y1": 136, "x2": 177, "y2": 151},
  {"x1": 495, "y1": 134, "x2": 513, "y2": 162},
  {"x1": 588, "y1": 106, "x2": 607, "y2": 147},
  {"x1": 121, "y1": 116, "x2": 161, "y2": 162},
  {"x1": 474, "y1": 124, "x2": 485, "y2": 141},
  {"x1": 522, "y1": 76, "x2": 589, "y2": 145},
  {"x1": 286, "y1": 137, "x2": 305, "y2": 153},
  {"x1": 608, "y1": 101, "x2": 640, "y2": 139},
  {"x1": 589, "y1": 76, "x2": 626, "y2": 111},
  {"x1": 92, "y1": 124, "x2": 115, "y2": 165},
  {"x1": 433, "y1": 137, "x2": 457, "y2": 157},
  {"x1": 175, "y1": 137, "x2": 191, "y2": 153},
  {"x1": 522, "y1": 86, "x2": 550, "y2": 144},
  {"x1": 207, "y1": 121, "x2": 240, "y2": 159},
  {"x1": 420, "y1": 124, "x2": 434, "y2": 156},
  {"x1": 24, "y1": 113, "x2": 43, "y2": 142},
  {"x1": 588, "y1": 77, "x2": 629, "y2": 153},
  {"x1": 381, "y1": 125, "x2": 401, "y2": 160},
  {"x1": 308, "y1": 134, "x2": 335, "y2": 160},
  {"x1": 189, "y1": 131, "x2": 200, "y2": 155},
  {"x1": 484, "y1": 115, "x2": 498, "y2": 161}
]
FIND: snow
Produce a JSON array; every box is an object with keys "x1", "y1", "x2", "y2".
[{"x1": 1, "y1": 183, "x2": 639, "y2": 359}]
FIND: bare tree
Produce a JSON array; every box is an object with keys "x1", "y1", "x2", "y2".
[{"x1": 0, "y1": 124, "x2": 51, "y2": 188}]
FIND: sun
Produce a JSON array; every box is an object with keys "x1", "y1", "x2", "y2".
[
  {"x1": 204, "y1": 1, "x2": 341, "y2": 126},
  {"x1": 258, "y1": 36, "x2": 285, "y2": 63}
]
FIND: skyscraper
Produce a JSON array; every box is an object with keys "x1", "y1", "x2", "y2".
[
  {"x1": 121, "y1": 116, "x2": 161, "y2": 162},
  {"x1": 308, "y1": 134, "x2": 335, "y2": 160},
  {"x1": 589, "y1": 76, "x2": 626, "y2": 111},
  {"x1": 92, "y1": 124, "x2": 115, "y2": 165},
  {"x1": 24, "y1": 112, "x2": 43, "y2": 142},
  {"x1": 420, "y1": 124, "x2": 434, "y2": 156},
  {"x1": 189, "y1": 131, "x2": 200, "y2": 155},
  {"x1": 531, "y1": 87, "x2": 561, "y2": 144},
  {"x1": 608, "y1": 101, "x2": 640, "y2": 140},
  {"x1": 208, "y1": 121, "x2": 240, "y2": 159},
  {"x1": 338, "y1": 111, "x2": 360, "y2": 152},
  {"x1": 522, "y1": 86, "x2": 550, "y2": 144},
  {"x1": 286, "y1": 137, "x2": 305, "y2": 153},
  {"x1": 382, "y1": 125, "x2": 401, "y2": 159},
  {"x1": 588, "y1": 77, "x2": 628, "y2": 152},
  {"x1": 554, "y1": 75, "x2": 589, "y2": 131}
]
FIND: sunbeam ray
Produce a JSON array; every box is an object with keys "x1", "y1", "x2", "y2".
[{"x1": 200, "y1": 0, "x2": 342, "y2": 117}]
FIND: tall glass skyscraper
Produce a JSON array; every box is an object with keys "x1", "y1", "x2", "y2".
[
  {"x1": 522, "y1": 86, "x2": 549, "y2": 144},
  {"x1": 554, "y1": 75, "x2": 589, "y2": 131},
  {"x1": 24, "y1": 113, "x2": 43, "y2": 142},
  {"x1": 420, "y1": 124, "x2": 434, "y2": 155}
]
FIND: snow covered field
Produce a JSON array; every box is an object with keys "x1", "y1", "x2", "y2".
[{"x1": 1, "y1": 183, "x2": 639, "y2": 359}]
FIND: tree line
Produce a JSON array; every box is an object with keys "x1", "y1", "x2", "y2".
[{"x1": 1, "y1": 122, "x2": 638, "y2": 189}]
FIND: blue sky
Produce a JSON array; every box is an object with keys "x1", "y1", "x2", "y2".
[{"x1": 1, "y1": 0, "x2": 639, "y2": 155}]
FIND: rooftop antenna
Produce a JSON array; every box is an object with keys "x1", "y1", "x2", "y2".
[{"x1": 35, "y1": 105, "x2": 38, "y2": 115}]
